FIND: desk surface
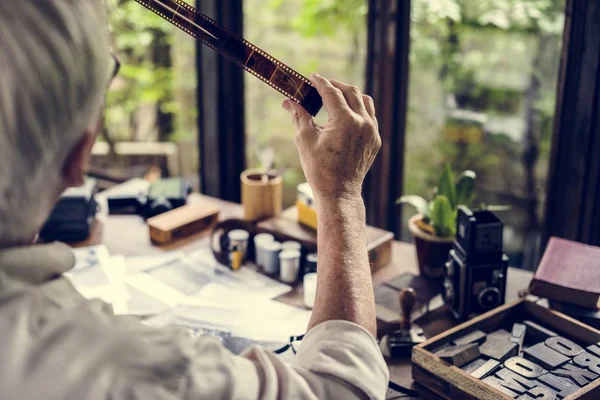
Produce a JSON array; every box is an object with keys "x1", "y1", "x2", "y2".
[{"x1": 79, "y1": 194, "x2": 533, "y2": 399}]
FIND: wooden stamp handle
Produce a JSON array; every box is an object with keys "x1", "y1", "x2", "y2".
[{"x1": 399, "y1": 288, "x2": 416, "y2": 330}]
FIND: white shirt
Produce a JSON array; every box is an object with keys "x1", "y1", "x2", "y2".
[{"x1": 0, "y1": 243, "x2": 389, "y2": 399}]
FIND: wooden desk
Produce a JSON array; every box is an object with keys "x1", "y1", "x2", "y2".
[{"x1": 80, "y1": 194, "x2": 533, "y2": 399}]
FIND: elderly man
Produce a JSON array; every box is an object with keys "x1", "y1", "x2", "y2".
[{"x1": 0, "y1": 1, "x2": 387, "y2": 399}]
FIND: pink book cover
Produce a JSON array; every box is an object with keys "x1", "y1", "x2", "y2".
[{"x1": 530, "y1": 237, "x2": 600, "y2": 309}]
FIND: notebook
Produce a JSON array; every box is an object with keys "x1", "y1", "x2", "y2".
[{"x1": 529, "y1": 237, "x2": 600, "y2": 310}]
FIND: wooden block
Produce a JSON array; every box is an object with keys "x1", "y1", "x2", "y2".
[
  {"x1": 523, "y1": 342, "x2": 570, "y2": 370},
  {"x1": 436, "y1": 343, "x2": 481, "y2": 367},
  {"x1": 148, "y1": 202, "x2": 219, "y2": 244},
  {"x1": 573, "y1": 351, "x2": 600, "y2": 374},
  {"x1": 504, "y1": 356, "x2": 545, "y2": 378},
  {"x1": 452, "y1": 329, "x2": 487, "y2": 346},
  {"x1": 511, "y1": 323, "x2": 527, "y2": 353},
  {"x1": 491, "y1": 329, "x2": 512, "y2": 339},
  {"x1": 483, "y1": 376, "x2": 520, "y2": 397},
  {"x1": 537, "y1": 373, "x2": 579, "y2": 398},
  {"x1": 586, "y1": 343, "x2": 600, "y2": 358},
  {"x1": 462, "y1": 358, "x2": 488, "y2": 374},
  {"x1": 517, "y1": 387, "x2": 557, "y2": 400},
  {"x1": 545, "y1": 336, "x2": 584, "y2": 357},
  {"x1": 523, "y1": 320, "x2": 557, "y2": 343},
  {"x1": 471, "y1": 359, "x2": 500, "y2": 380},
  {"x1": 493, "y1": 368, "x2": 539, "y2": 395},
  {"x1": 480, "y1": 330, "x2": 519, "y2": 362},
  {"x1": 553, "y1": 361, "x2": 598, "y2": 387}
]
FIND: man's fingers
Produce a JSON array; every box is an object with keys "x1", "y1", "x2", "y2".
[
  {"x1": 310, "y1": 73, "x2": 350, "y2": 116},
  {"x1": 282, "y1": 99, "x2": 316, "y2": 139},
  {"x1": 362, "y1": 94, "x2": 376, "y2": 120},
  {"x1": 330, "y1": 79, "x2": 367, "y2": 115}
]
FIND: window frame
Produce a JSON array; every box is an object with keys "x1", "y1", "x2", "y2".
[
  {"x1": 363, "y1": 0, "x2": 411, "y2": 236},
  {"x1": 196, "y1": 0, "x2": 246, "y2": 202},
  {"x1": 542, "y1": 0, "x2": 600, "y2": 249}
]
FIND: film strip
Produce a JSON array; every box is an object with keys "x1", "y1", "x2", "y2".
[{"x1": 133, "y1": 0, "x2": 323, "y2": 116}]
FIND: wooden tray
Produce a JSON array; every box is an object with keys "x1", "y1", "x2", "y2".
[{"x1": 412, "y1": 299, "x2": 600, "y2": 399}]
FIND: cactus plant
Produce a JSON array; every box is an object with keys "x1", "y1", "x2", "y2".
[{"x1": 397, "y1": 164, "x2": 477, "y2": 237}]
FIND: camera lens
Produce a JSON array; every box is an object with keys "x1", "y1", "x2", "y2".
[{"x1": 478, "y1": 287, "x2": 501, "y2": 309}]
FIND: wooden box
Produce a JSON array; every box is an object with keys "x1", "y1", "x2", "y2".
[
  {"x1": 257, "y1": 207, "x2": 394, "y2": 271},
  {"x1": 148, "y1": 201, "x2": 219, "y2": 245},
  {"x1": 412, "y1": 299, "x2": 600, "y2": 399}
]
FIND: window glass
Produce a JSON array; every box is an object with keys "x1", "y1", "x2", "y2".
[
  {"x1": 403, "y1": 0, "x2": 566, "y2": 269},
  {"x1": 103, "y1": 0, "x2": 199, "y2": 188},
  {"x1": 244, "y1": 0, "x2": 368, "y2": 207}
]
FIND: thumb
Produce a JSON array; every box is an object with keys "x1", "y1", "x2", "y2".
[{"x1": 282, "y1": 99, "x2": 312, "y2": 131}]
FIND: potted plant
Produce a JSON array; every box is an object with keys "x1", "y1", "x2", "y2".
[{"x1": 398, "y1": 165, "x2": 476, "y2": 279}]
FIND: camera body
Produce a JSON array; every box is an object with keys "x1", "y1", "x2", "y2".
[
  {"x1": 443, "y1": 206, "x2": 508, "y2": 321},
  {"x1": 107, "y1": 178, "x2": 190, "y2": 219},
  {"x1": 40, "y1": 178, "x2": 98, "y2": 242}
]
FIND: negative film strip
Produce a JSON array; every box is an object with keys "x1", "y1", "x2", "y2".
[{"x1": 133, "y1": 0, "x2": 323, "y2": 116}]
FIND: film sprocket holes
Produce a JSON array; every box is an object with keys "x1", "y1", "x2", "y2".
[
  {"x1": 443, "y1": 206, "x2": 508, "y2": 321},
  {"x1": 133, "y1": 0, "x2": 323, "y2": 116}
]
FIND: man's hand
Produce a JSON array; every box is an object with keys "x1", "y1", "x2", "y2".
[{"x1": 282, "y1": 74, "x2": 381, "y2": 202}]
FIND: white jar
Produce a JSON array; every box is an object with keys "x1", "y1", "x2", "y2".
[
  {"x1": 279, "y1": 250, "x2": 301, "y2": 284},
  {"x1": 262, "y1": 241, "x2": 282, "y2": 275},
  {"x1": 228, "y1": 229, "x2": 250, "y2": 254},
  {"x1": 282, "y1": 241, "x2": 302, "y2": 252},
  {"x1": 253, "y1": 233, "x2": 274, "y2": 267},
  {"x1": 303, "y1": 272, "x2": 317, "y2": 309}
]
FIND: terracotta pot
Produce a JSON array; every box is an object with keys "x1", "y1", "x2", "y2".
[{"x1": 408, "y1": 214, "x2": 453, "y2": 279}]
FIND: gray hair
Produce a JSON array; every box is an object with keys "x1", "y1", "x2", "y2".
[{"x1": 0, "y1": 0, "x2": 110, "y2": 246}]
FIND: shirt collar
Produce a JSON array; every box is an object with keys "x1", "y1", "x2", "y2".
[{"x1": 0, "y1": 243, "x2": 75, "y2": 284}]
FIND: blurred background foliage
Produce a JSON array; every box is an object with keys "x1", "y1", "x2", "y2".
[
  {"x1": 105, "y1": 0, "x2": 565, "y2": 269},
  {"x1": 104, "y1": 0, "x2": 198, "y2": 180}
]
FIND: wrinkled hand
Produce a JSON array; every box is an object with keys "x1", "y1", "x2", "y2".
[{"x1": 282, "y1": 73, "x2": 381, "y2": 202}]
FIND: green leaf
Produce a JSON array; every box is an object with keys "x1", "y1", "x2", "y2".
[
  {"x1": 430, "y1": 195, "x2": 456, "y2": 237},
  {"x1": 455, "y1": 170, "x2": 476, "y2": 206},
  {"x1": 437, "y1": 164, "x2": 457, "y2": 209},
  {"x1": 396, "y1": 195, "x2": 430, "y2": 219}
]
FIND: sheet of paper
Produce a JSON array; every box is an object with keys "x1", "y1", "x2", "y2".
[
  {"x1": 66, "y1": 246, "x2": 113, "y2": 287},
  {"x1": 66, "y1": 246, "x2": 291, "y2": 319},
  {"x1": 125, "y1": 252, "x2": 184, "y2": 276},
  {"x1": 146, "y1": 287, "x2": 311, "y2": 343},
  {"x1": 69, "y1": 245, "x2": 111, "y2": 274},
  {"x1": 106, "y1": 255, "x2": 128, "y2": 315},
  {"x1": 125, "y1": 273, "x2": 186, "y2": 308},
  {"x1": 67, "y1": 246, "x2": 129, "y2": 313}
]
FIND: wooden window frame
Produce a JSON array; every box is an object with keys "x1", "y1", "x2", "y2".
[
  {"x1": 542, "y1": 0, "x2": 600, "y2": 249},
  {"x1": 364, "y1": 0, "x2": 411, "y2": 236},
  {"x1": 196, "y1": 0, "x2": 246, "y2": 202}
]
